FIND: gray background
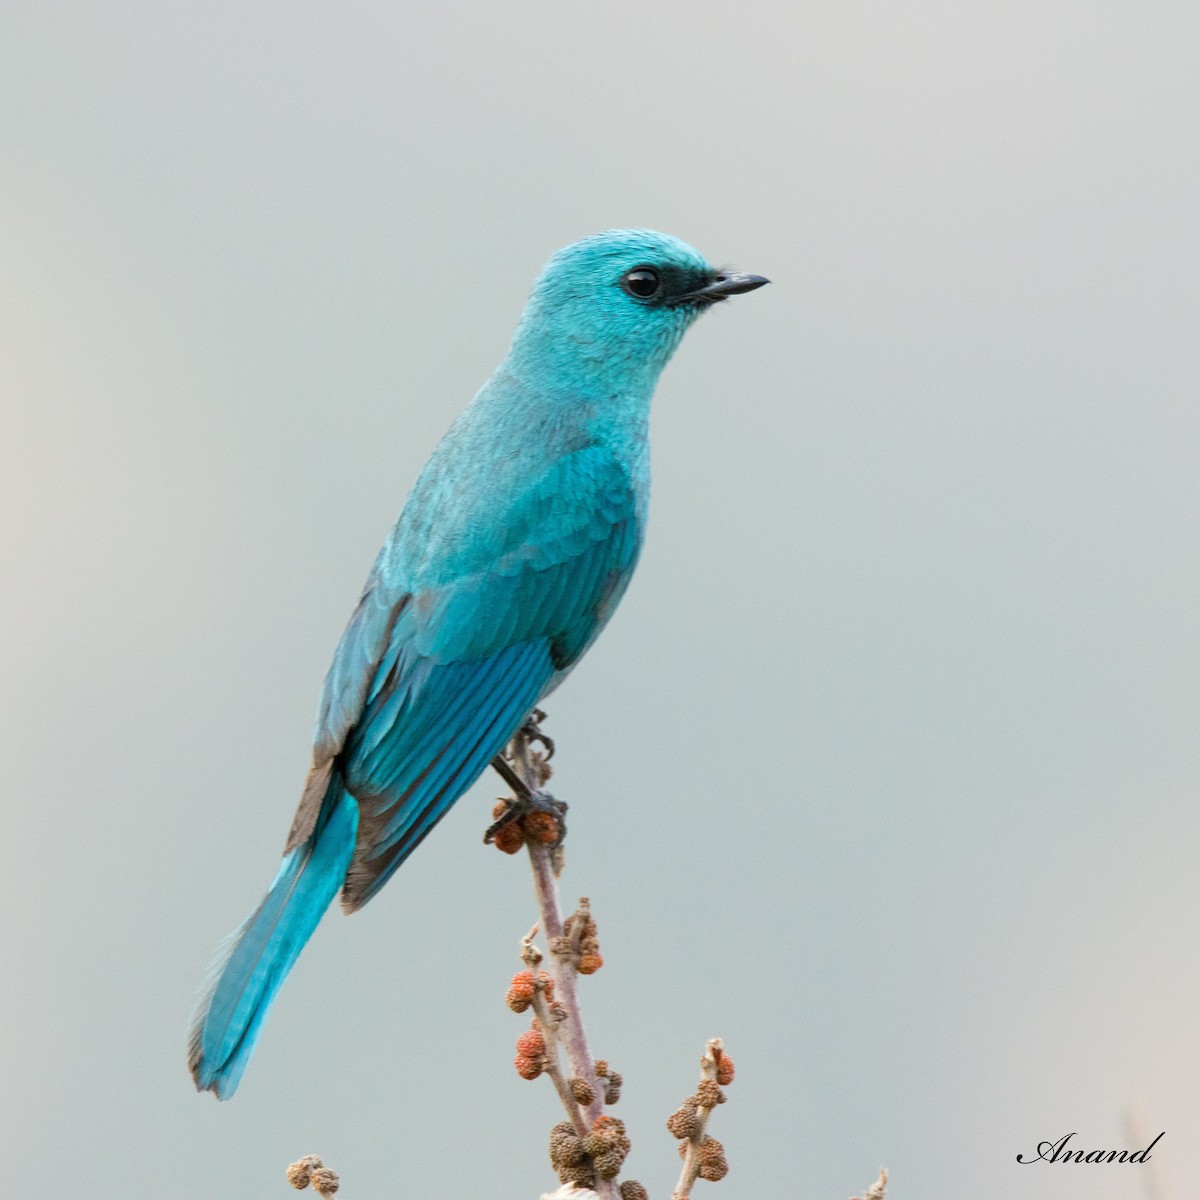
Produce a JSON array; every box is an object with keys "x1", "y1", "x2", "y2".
[{"x1": 2, "y1": 3, "x2": 1197, "y2": 1198}]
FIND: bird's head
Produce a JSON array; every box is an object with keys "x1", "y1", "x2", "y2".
[{"x1": 505, "y1": 229, "x2": 768, "y2": 392}]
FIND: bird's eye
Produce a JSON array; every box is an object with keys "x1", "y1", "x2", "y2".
[{"x1": 622, "y1": 267, "x2": 661, "y2": 299}]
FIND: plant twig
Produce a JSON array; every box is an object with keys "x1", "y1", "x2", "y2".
[
  {"x1": 286, "y1": 1155, "x2": 340, "y2": 1198},
  {"x1": 851, "y1": 1166, "x2": 887, "y2": 1200},
  {"x1": 504, "y1": 724, "x2": 619, "y2": 1200},
  {"x1": 671, "y1": 1039, "x2": 731, "y2": 1200},
  {"x1": 519, "y1": 927, "x2": 590, "y2": 1137},
  {"x1": 527, "y1": 846, "x2": 606, "y2": 1124}
]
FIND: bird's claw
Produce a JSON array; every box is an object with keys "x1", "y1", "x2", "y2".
[
  {"x1": 520, "y1": 708, "x2": 555, "y2": 761},
  {"x1": 484, "y1": 788, "x2": 568, "y2": 846}
]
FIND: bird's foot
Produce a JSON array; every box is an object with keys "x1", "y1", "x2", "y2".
[
  {"x1": 485, "y1": 709, "x2": 567, "y2": 851},
  {"x1": 484, "y1": 772, "x2": 568, "y2": 849},
  {"x1": 487, "y1": 736, "x2": 568, "y2": 850}
]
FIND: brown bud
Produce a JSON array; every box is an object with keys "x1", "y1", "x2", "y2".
[
  {"x1": 493, "y1": 822, "x2": 525, "y2": 854},
  {"x1": 522, "y1": 810, "x2": 561, "y2": 844},
  {"x1": 577, "y1": 953, "x2": 604, "y2": 975},
  {"x1": 537, "y1": 969, "x2": 556, "y2": 1000},
  {"x1": 310, "y1": 1167, "x2": 340, "y2": 1196},
  {"x1": 715, "y1": 1053, "x2": 735, "y2": 1086},
  {"x1": 549, "y1": 1122, "x2": 586, "y2": 1168},
  {"x1": 515, "y1": 1028, "x2": 545, "y2": 1058},
  {"x1": 620, "y1": 1183, "x2": 649, "y2": 1200},
  {"x1": 515, "y1": 1054, "x2": 543, "y2": 1080},
  {"x1": 697, "y1": 1135, "x2": 728, "y2": 1181},
  {"x1": 569, "y1": 1077, "x2": 595, "y2": 1105},
  {"x1": 506, "y1": 970, "x2": 536, "y2": 1012},
  {"x1": 594, "y1": 1060, "x2": 609, "y2": 1076},
  {"x1": 594, "y1": 1149, "x2": 624, "y2": 1179},
  {"x1": 558, "y1": 1163, "x2": 596, "y2": 1188},
  {"x1": 509, "y1": 970, "x2": 536, "y2": 997},
  {"x1": 286, "y1": 1157, "x2": 322, "y2": 1189},
  {"x1": 696, "y1": 1079, "x2": 724, "y2": 1108},
  {"x1": 666, "y1": 1097, "x2": 701, "y2": 1140},
  {"x1": 604, "y1": 1082, "x2": 622, "y2": 1105}
]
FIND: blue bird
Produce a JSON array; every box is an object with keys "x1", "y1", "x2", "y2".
[{"x1": 188, "y1": 229, "x2": 767, "y2": 1098}]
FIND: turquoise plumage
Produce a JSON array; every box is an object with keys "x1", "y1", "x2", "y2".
[{"x1": 188, "y1": 229, "x2": 767, "y2": 1098}]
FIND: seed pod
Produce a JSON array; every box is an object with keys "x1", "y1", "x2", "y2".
[
  {"x1": 697, "y1": 1135, "x2": 728, "y2": 1181},
  {"x1": 522, "y1": 811, "x2": 561, "y2": 844},
  {"x1": 666, "y1": 1098, "x2": 701, "y2": 1140},
  {"x1": 493, "y1": 823, "x2": 524, "y2": 854},
  {"x1": 509, "y1": 971, "x2": 536, "y2": 998},
  {"x1": 515, "y1": 1028, "x2": 545, "y2": 1058},
  {"x1": 594, "y1": 1149, "x2": 624, "y2": 1180},
  {"x1": 549, "y1": 1122, "x2": 586, "y2": 1168},
  {"x1": 515, "y1": 1054, "x2": 543, "y2": 1080},
  {"x1": 715, "y1": 1054, "x2": 735, "y2": 1086},
  {"x1": 506, "y1": 970, "x2": 536, "y2": 1012},
  {"x1": 558, "y1": 1162, "x2": 596, "y2": 1188},
  {"x1": 286, "y1": 1157, "x2": 322, "y2": 1189},
  {"x1": 310, "y1": 1167, "x2": 340, "y2": 1195}
]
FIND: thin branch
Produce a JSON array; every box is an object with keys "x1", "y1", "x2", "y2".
[
  {"x1": 527, "y1": 846, "x2": 606, "y2": 1124},
  {"x1": 852, "y1": 1167, "x2": 888, "y2": 1200},
  {"x1": 520, "y1": 928, "x2": 590, "y2": 1137},
  {"x1": 505, "y1": 727, "x2": 619, "y2": 1200},
  {"x1": 671, "y1": 1039, "x2": 729, "y2": 1200}
]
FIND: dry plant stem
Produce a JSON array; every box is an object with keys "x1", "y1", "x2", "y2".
[
  {"x1": 526, "y1": 842, "x2": 606, "y2": 1127},
  {"x1": 855, "y1": 1166, "x2": 888, "y2": 1200},
  {"x1": 507, "y1": 730, "x2": 617, "y2": 1200},
  {"x1": 672, "y1": 1039, "x2": 724, "y2": 1200},
  {"x1": 508, "y1": 732, "x2": 606, "y2": 1130},
  {"x1": 522, "y1": 932, "x2": 590, "y2": 1137}
]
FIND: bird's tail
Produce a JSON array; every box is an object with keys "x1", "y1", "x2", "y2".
[{"x1": 188, "y1": 783, "x2": 358, "y2": 1099}]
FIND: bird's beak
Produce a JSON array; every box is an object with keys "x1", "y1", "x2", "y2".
[{"x1": 678, "y1": 272, "x2": 771, "y2": 304}]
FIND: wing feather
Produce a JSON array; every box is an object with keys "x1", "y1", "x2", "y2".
[{"x1": 293, "y1": 444, "x2": 644, "y2": 910}]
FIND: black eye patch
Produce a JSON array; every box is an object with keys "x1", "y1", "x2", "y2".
[{"x1": 619, "y1": 263, "x2": 714, "y2": 306}]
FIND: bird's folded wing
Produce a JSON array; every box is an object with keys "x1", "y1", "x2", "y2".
[{"x1": 295, "y1": 446, "x2": 642, "y2": 910}]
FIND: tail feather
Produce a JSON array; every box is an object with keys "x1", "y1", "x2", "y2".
[{"x1": 188, "y1": 786, "x2": 358, "y2": 1099}]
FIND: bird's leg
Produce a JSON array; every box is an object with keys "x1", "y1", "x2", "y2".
[{"x1": 485, "y1": 710, "x2": 567, "y2": 846}]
